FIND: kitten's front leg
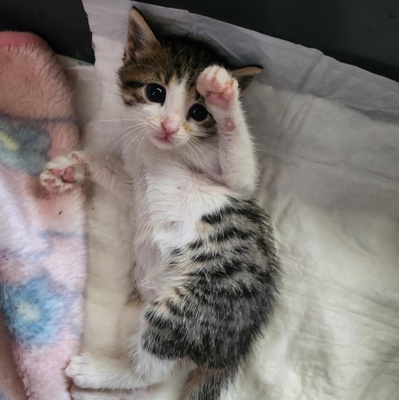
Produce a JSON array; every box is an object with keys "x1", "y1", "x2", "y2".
[
  {"x1": 40, "y1": 151, "x2": 134, "y2": 204},
  {"x1": 197, "y1": 66, "x2": 257, "y2": 198}
]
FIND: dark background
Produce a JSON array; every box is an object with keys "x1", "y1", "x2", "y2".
[
  {"x1": 140, "y1": 0, "x2": 399, "y2": 82},
  {"x1": 0, "y1": 0, "x2": 398, "y2": 82},
  {"x1": 0, "y1": 0, "x2": 95, "y2": 64}
]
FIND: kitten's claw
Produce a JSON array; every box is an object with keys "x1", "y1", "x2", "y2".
[
  {"x1": 197, "y1": 66, "x2": 238, "y2": 110},
  {"x1": 40, "y1": 152, "x2": 90, "y2": 193},
  {"x1": 66, "y1": 353, "x2": 104, "y2": 390}
]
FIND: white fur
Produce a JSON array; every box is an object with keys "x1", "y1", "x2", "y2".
[{"x1": 44, "y1": 65, "x2": 256, "y2": 393}]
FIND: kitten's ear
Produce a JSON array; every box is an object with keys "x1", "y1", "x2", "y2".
[
  {"x1": 231, "y1": 66, "x2": 262, "y2": 92},
  {"x1": 124, "y1": 8, "x2": 159, "y2": 63}
]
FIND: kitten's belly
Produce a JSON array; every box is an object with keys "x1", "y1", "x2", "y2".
[
  {"x1": 137, "y1": 167, "x2": 230, "y2": 252},
  {"x1": 132, "y1": 214, "x2": 193, "y2": 302},
  {"x1": 132, "y1": 170, "x2": 231, "y2": 301}
]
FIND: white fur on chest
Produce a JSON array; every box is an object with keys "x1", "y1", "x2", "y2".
[{"x1": 124, "y1": 149, "x2": 230, "y2": 300}]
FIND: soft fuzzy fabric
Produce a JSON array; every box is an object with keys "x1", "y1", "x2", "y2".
[{"x1": 0, "y1": 32, "x2": 86, "y2": 400}]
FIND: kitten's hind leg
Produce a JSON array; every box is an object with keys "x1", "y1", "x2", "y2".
[
  {"x1": 66, "y1": 303, "x2": 179, "y2": 391},
  {"x1": 197, "y1": 66, "x2": 257, "y2": 198},
  {"x1": 66, "y1": 350, "x2": 178, "y2": 391},
  {"x1": 66, "y1": 353, "x2": 138, "y2": 391}
]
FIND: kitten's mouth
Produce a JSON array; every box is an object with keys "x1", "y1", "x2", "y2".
[
  {"x1": 154, "y1": 134, "x2": 172, "y2": 144},
  {"x1": 151, "y1": 131, "x2": 182, "y2": 148}
]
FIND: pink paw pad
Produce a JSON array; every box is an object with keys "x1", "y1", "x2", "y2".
[
  {"x1": 224, "y1": 119, "x2": 236, "y2": 131},
  {"x1": 62, "y1": 167, "x2": 78, "y2": 183},
  {"x1": 197, "y1": 66, "x2": 238, "y2": 110},
  {"x1": 40, "y1": 153, "x2": 89, "y2": 193}
]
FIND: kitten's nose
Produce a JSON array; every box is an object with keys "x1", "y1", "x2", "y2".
[{"x1": 161, "y1": 114, "x2": 180, "y2": 136}]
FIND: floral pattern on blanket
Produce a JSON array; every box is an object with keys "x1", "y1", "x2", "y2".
[
  {"x1": 1, "y1": 227, "x2": 86, "y2": 346},
  {"x1": 0, "y1": 110, "x2": 85, "y2": 400},
  {"x1": 0, "y1": 113, "x2": 50, "y2": 176},
  {"x1": 1, "y1": 272, "x2": 67, "y2": 346}
]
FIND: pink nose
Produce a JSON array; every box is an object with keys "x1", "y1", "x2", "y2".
[{"x1": 161, "y1": 115, "x2": 180, "y2": 136}]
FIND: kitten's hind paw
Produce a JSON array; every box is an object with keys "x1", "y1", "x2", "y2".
[
  {"x1": 40, "y1": 152, "x2": 90, "y2": 193},
  {"x1": 66, "y1": 353, "x2": 105, "y2": 390},
  {"x1": 197, "y1": 66, "x2": 238, "y2": 110}
]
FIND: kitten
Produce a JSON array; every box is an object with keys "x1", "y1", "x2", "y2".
[{"x1": 40, "y1": 8, "x2": 280, "y2": 400}]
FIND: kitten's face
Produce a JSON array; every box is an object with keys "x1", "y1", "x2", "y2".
[
  {"x1": 120, "y1": 62, "x2": 216, "y2": 150},
  {"x1": 118, "y1": 10, "x2": 223, "y2": 151},
  {"x1": 119, "y1": 8, "x2": 261, "y2": 151}
]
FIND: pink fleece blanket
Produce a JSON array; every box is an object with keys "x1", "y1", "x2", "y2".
[{"x1": 0, "y1": 32, "x2": 86, "y2": 400}]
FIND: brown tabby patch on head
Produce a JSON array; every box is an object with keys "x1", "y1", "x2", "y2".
[
  {"x1": 119, "y1": 5, "x2": 226, "y2": 97},
  {"x1": 120, "y1": 20, "x2": 227, "y2": 138},
  {"x1": 119, "y1": 36, "x2": 223, "y2": 104},
  {"x1": 118, "y1": 6, "x2": 224, "y2": 106}
]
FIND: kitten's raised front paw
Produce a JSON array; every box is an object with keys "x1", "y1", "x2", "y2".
[
  {"x1": 40, "y1": 151, "x2": 90, "y2": 193},
  {"x1": 66, "y1": 353, "x2": 105, "y2": 390},
  {"x1": 197, "y1": 66, "x2": 238, "y2": 110}
]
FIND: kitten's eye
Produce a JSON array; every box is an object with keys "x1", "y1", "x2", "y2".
[
  {"x1": 146, "y1": 84, "x2": 166, "y2": 103},
  {"x1": 188, "y1": 104, "x2": 208, "y2": 122}
]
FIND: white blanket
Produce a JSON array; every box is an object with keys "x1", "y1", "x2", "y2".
[{"x1": 66, "y1": 1, "x2": 399, "y2": 399}]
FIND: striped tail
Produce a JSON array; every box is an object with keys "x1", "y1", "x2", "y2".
[{"x1": 180, "y1": 368, "x2": 233, "y2": 400}]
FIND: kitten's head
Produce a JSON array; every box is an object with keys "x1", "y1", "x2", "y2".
[{"x1": 118, "y1": 8, "x2": 261, "y2": 150}]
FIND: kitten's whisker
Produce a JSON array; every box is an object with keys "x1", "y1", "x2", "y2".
[
  {"x1": 186, "y1": 142, "x2": 205, "y2": 173},
  {"x1": 107, "y1": 123, "x2": 147, "y2": 147},
  {"x1": 91, "y1": 118, "x2": 139, "y2": 123},
  {"x1": 127, "y1": 131, "x2": 146, "y2": 158},
  {"x1": 122, "y1": 130, "x2": 147, "y2": 158},
  {"x1": 122, "y1": 130, "x2": 145, "y2": 149},
  {"x1": 118, "y1": 122, "x2": 150, "y2": 133},
  {"x1": 194, "y1": 137, "x2": 222, "y2": 156},
  {"x1": 191, "y1": 140, "x2": 211, "y2": 158},
  {"x1": 190, "y1": 140, "x2": 208, "y2": 160},
  {"x1": 114, "y1": 125, "x2": 139, "y2": 136},
  {"x1": 114, "y1": 121, "x2": 151, "y2": 138},
  {"x1": 122, "y1": 137, "x2": 137, "y2": 159},
  {"x1": 107, "y1": 130, "x2": 137, "y2": 156}
]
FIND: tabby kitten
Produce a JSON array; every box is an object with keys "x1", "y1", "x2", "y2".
[{"x1": 40, "y1": 7, "x2": 280, "y2": 400}]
